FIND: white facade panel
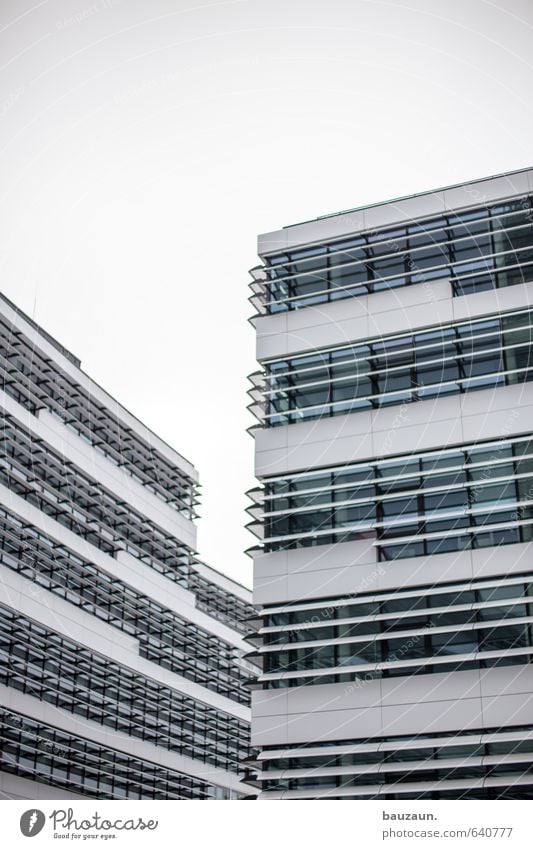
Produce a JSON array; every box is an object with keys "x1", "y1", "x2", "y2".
[
  {"x1": 255, "y1": 382, "x2": 533, "y2": 478},
  {"x1": 256, "y1": 279, "x2": 454, "y2": 362},
  {"x1": 252, "y1": 665, "x2": 533, "y2": 748}
]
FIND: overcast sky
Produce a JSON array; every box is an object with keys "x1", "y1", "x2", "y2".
[{"x1": 0, "y1": 0, "x2": 531, "y2": 587}]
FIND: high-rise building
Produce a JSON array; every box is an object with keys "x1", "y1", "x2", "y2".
[
  {"x1": 246, "y1": 167, "x2": 533, "y2": 799},
  {"x1": 0, "y1": 294, "x2": 257, "y2": 800}
]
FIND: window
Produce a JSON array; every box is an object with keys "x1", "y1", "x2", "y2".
[
  {"x1": 257, "y1": 307, "x2": 533, "y2": 427},
  {"x1": 253, "y1": 197, "x2": 533, "y2": 314},
  {"x1": 256, "y1": 435, "x2": 533, "y2": 560}
]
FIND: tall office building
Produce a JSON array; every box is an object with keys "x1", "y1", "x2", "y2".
[
  {"x1": 0, "y1": 294, "x2": 257, "y2": 800},
  {"x1": 245, "y1": 167, "x2": 533, "y2": 799}
]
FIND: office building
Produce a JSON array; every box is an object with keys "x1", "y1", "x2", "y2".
[
  {"x1": 246, "y1": 167, "x2": 533, "y2": 799},
  {"x1": 0, "y1": 294, "x2": 257, "y2": 800}
]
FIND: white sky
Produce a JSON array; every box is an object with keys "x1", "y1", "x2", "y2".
[{"x1": 0, "y1": 0, "x2": 531, "y2": 587}]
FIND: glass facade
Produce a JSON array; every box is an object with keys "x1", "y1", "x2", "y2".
[
  {"x1": 254, "y1": 308, "x2": 533, "y2": 427},
  {"x1": 0, "y1": 708, "x2": 232, "y2": 799},
  {"x1": 0, "y1": 604, "x2": 249, "y2": 772},
  {"x1": 0, "y1": 409, "x2": 256, "y2": 629},
  {"x1": 250, "y1": 196, "x2": 533, "y2": 315},
  {"x1": 0, "y1": 308, "x2": 198, "y2": 516},
  {"x1": 254, "y1": 725, "x2": 533, "y2": 799},
  {"x1": 0, "y1": 294, "x2": 256, "y2": 800},
  {"x1": 248, "y1": 174, "x2": 533, "y2": 801},
  {"x1": 190, "y1": 571, "x2": 255, "y2": 633},
  {"x1": 0, "y1": 507, "x2": 249, "y2": 704},
  {"x1": 0, "y1": 412, "x2": 194, "y2": 585},
  {"x1": 248, "y1": 572, "x2": 533, "y2": 687},
  {"x1": 248, "y1": 434, "x2": 533, "y2": 556}
]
